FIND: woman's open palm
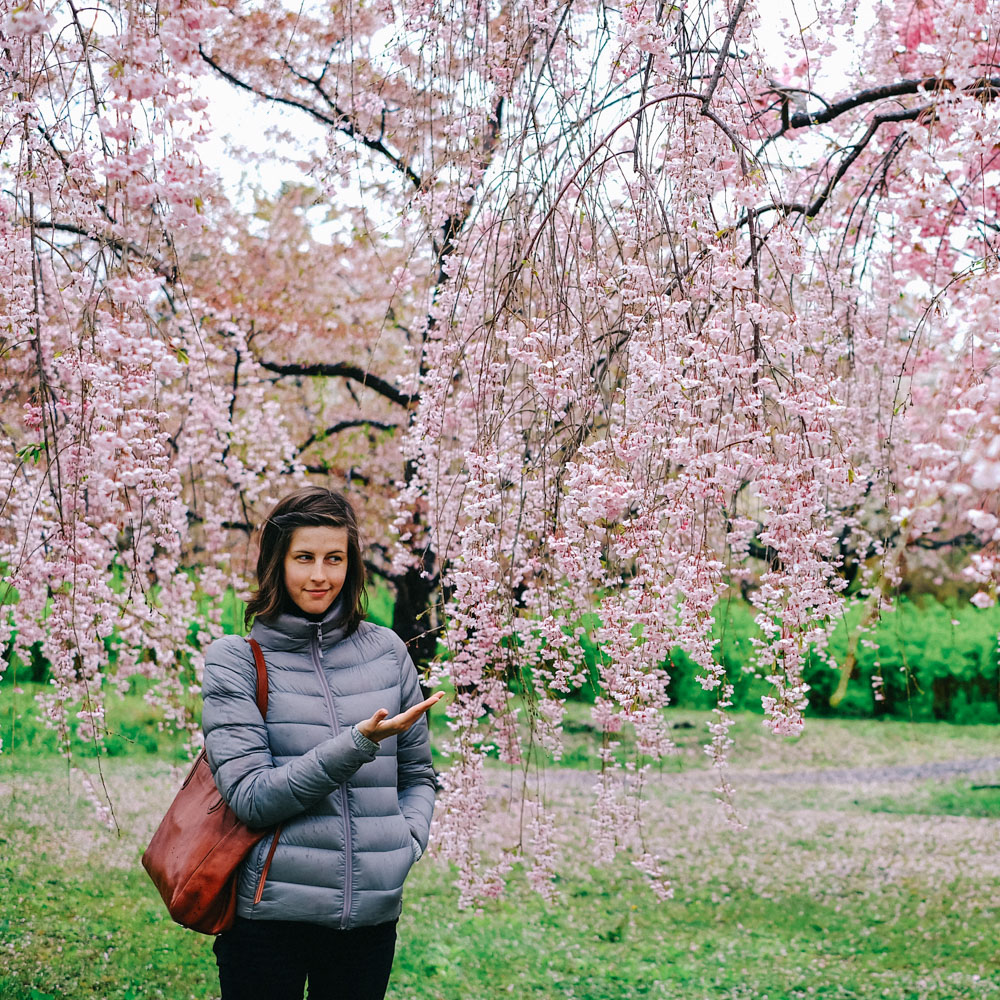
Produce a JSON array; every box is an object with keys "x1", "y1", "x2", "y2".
[{"x1": 357, "y1": 692, "x2": 445, "y2": 743}]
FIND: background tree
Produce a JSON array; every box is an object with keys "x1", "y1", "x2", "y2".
[{"x1": 2, "y1": 0, "x2": 998, "y2": 902}]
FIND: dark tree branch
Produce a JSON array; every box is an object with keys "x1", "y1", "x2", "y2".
[
  {"x1": 220, "y1": 349, "x2": 241, "y2": 464},
  {"x1": 26, "y1": 220, "x2": 175, "y2": 278},
  {"x1": 762, "y1": 75, "x2": 1000, "y2": 146},
  {"x1": 701, "y1": 0, "x2": 749, "y2": 111},
  {"x1": 30, "y1": 125, "x2": 178, "y2": 280},
  {"x1": 296, "y1": 419, "x2": 397, "y2": 456},
  {"x1": 256, "y1": 359, "x2": 417, "y2": 408},
  {"x1": 186, "y1": 511, "x2": 252, "y2": 533},
  {"x1": 911, "y1": 531, "x2": 980, "y2": 551},
  {"x1": 302, "y1": 464, "x2": 371, "y2": 484},
  {"x1": 198, "y1": 47, "x2": 422, "y2": 190},
  {"x1": 756, "y1": 105, "x2": 929, "y2": 221},
  {"x1": 745, "y1": 76, "x2": 1000, "y2": 228},
  {"x1": 432, "y1": 96, "x2": 506, "y2": 285}
]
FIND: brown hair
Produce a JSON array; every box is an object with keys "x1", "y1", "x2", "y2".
[{"x1": 245, "y1": 487, "x2": 368, "y2": 633}]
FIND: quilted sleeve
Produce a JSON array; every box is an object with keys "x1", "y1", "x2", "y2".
[{"x1": 202, "y1": 635, "x2": 376, "y2": 828}]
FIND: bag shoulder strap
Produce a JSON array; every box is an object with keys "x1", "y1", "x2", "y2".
[{"x1": 245, "y1": 638, "x2": 269, "y2": 719}]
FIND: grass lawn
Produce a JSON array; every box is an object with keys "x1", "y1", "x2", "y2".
[{"x1": 1, "y1": 706, "x2": 998, "y2": 1000}]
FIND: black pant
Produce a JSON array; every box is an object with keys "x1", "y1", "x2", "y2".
[{"x1": 213, "y1": 916, "x2": 398, "y2": 1000}]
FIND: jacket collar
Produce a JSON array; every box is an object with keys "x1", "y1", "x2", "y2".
[{"x1": 249, "y1": 599, "x2": 348, "y2": 651}]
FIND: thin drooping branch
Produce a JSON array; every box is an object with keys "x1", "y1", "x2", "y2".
[
  {"x1": 433, "y1": 96, "x2": 506, "y2": 279},
  {"x1": 31, "y1": 220, "x2": 177, "y2": 280},
  {"x1": 701, "y1": 0, "x2": 749, "y2": 111}
]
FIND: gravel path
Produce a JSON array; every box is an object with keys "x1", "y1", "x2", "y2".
[{"x1": 742, "y1": 755, "x2": 1000, "y2": 786}]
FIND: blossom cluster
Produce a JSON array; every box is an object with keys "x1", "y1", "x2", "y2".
[{"x1": 391, "y1": 0, "x2": 1000, "y2": 900}]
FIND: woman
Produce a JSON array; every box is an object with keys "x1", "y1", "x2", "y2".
[{"x1": 202, "y1": 486, "x2": 442, "y2": 1000}]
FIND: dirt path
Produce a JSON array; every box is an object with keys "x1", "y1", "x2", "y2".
[{"x1": 741, "y1": 755, "x2": 1000, "y2": 786}]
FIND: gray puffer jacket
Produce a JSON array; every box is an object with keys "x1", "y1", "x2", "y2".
[{"x1": 202, "y1": 604, "x2": 436, "y2": 929}]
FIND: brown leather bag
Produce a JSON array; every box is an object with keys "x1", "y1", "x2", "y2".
[{"x1": 142, "y1": 638, "x2": 281, "y2": 935}]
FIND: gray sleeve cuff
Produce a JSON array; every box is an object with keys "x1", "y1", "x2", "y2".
[
  {"x1": 411, "y1": 836, "x2": 423, "y2": 863},
  {"x1": 350, "y1": 725, "x2": 379, "y2": 756}
]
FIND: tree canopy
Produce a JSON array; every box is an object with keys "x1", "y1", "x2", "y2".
[{"x1": 2, "y1": 0, "x2": 998, "y2": 901}]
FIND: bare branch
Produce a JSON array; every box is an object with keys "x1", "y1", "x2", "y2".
[
  {"x1": 256, "y1": 359, "x2": 417, "y2": 408},
  {"x1": 198, "y1": 46, "x2": 423, "y2": 190},
  {"x1": 296, "y1": 419, "x2": 398, "y2": 456}
]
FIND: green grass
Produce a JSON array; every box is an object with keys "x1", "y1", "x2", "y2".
[
  {"x1": 2, "y1": 714, "x2": 999, "y2": 999},
  {"x1": 394, "y1": 870, "x2": 998, "y2": 999},
  {"x1": 859, "y1": 779, "x2": 1000, "y2": 819},
  {"x1": 0, "y1": 681, "x2": 192, "y2": 761}
]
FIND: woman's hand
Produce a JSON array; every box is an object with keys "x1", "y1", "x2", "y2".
[{"x1": 356, "y1": 691, "x2": 445, "y2": 744}]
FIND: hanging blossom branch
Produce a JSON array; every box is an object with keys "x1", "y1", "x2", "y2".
[
  {"x1": 0, "y1": 0, "x2": 314, "y2": 763},
  {"x1": 394, "y1": 0, "x2": 1000, "y2": 906}
]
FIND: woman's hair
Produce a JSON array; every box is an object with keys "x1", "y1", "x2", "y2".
[{"x1": 244, "y1": 487, "x2": 368, "y2": 633}]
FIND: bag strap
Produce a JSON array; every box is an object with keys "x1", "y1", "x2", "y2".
[
  {"x1": 246, "y1": 638, "x2": 269, "y2": 719},
  {"x1": 245, "y1": 636, "x2": 283, "y2": 899}
]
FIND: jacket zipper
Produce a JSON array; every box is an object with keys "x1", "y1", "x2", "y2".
[{"x1": 309, "y1": 622, "x2": 354, "y2": 929}]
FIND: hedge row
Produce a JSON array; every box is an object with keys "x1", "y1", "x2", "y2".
[{"x1": 665, "y1": 596, "x2": 1000, "y2": 724}]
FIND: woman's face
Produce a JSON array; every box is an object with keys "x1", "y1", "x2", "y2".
[{"x1": 283, "y1": 525, "x2": 350, "y2": 616}]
